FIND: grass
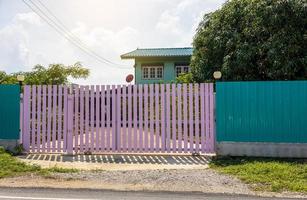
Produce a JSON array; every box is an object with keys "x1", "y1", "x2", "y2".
[
  {"x1": 210, "y1": 156, "x2": 307, "y2": 193},
  {"x1": 0, "y1": 147, "x2": 78, "y2": 179}
]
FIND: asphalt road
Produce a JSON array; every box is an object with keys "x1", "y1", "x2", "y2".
[{"x1": 0, "y1": 187, "x2": 300, "y2": 200}]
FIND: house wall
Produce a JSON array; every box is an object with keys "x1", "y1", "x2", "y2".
[{"x1": 134, "y1": 56, "x2": 191, "y2": 84}]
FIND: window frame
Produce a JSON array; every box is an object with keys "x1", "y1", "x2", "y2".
[
  {"x1": 175, "y1": 64, "x2": 190, "y2": 77},
  {"x1": 142, "y1": 65, "x2": 164, "y2": 80}
]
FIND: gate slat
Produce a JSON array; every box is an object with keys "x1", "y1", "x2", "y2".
[
  {"x1": 100, "y1": 86, "x2": 105, "y2": 151},
  {"x1": 52, "y1": 85, "x2": 57, "y2": 152},
  {"x1": 138, "y1": 85, "x2": 143, "y2": 152},
  {"x1": 57, "y1": 86, "x2": 62, "y2": 152},
  {"x1": 79, "y1": 86, "x2": 85, "y2": 152},
  {"x1": 143, "y1": 85, "x2": 149, "y2": 152},
  {"x1": 31, "y1": 86, "x2": 36, "y2": 152},
  {"x1": 85, "y1": 86, "x2": 90, "y2": 152},
  {"x1": 200, "y1": 84, "x2": 205, "y2": 153},
  {"x1": 122, "y1": 85, "x2": 127, "y2": 152},
  {"x1": 205, "y1": 84, "x2": 210, "y2": 152},
  {"x1": 155, "y1": 84, "x2": 160, "y2": 152},
  {"x1": 160, "y1": 84, "x2": 165, "y2": 152},
  {"x1": 127, "y1": 85, "x2": 132, "y2": 151},
  {"x1": 172, "y1": 84, "x2": 176, "y2": 152},
  {"x1": 209, "y1": 83, "x2": 215, "y2": 153},
  {"x1": 112, "y1": 85, "x2": 116, "y2": 151},
  {"x1": 165, "y1": 84, "x2": 171, "y2": 153},
  {"x1": 23, "y1": 86, "x2": 31, "y2": 152},
  {"x1": 183, "y1": 84, "x2": 188, "y2": 153},
  {"x1": 90, "y1": 86, "x2": 95, "y2": 151},
  {"x1": 41, "y1": 86, "x2": 47, "y2": 153},
  {"x1": 74, "y1": 86, "x2": 79, "y2": 153},
  {"x1": 96, "y1": 85, "x2": 100, "y2": 152},
  {"x1": 63, "y1": 86, "x2": 68, "y2": 152},
  {"x1": 149, "y1": 84, "x2": 154, "y2": 152},
  {"x1": 37, "y1": 86, "x2": 41, "y2": 152},
  {"x1": 189, "y1": 84, "x2": 194, "y2": 153},
  {"x1": 133, "y1": 85, "x2": 138, "y2": 152},
  {"x1": 177, "y1": 84, "x2": 182, "y2": 153},
  {"x1": 116, "y1": 85, "x2": 121, "y2": 152},
  {"x1": 47, "y1": 86, "x2": 52, "y2": 152},
  {"x1": 195, "y1": 84, "x2": 200, "y2": 153},
  {"x1": 106, "y1": 85, "x2": 111, "y2": 152}
]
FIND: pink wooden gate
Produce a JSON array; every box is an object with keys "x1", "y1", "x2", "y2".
[{"x1": 22, "y1": 83, "x2": 215, "y2": 154}]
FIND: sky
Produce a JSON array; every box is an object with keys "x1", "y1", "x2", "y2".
[{"x1": 0, "y1": 0, "x2": 225, "y2": 84}]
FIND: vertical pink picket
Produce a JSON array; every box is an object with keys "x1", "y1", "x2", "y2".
[
  {"x1": 74, "y1": 86, "x2": 79, "y2": 153},
  {"x1": 205, "y1": 84, "x2": 210, "y2": 153},
  {"x1": 183, "y1": 84, "x2": 188, "y2": 153},
  {"x1": 51, "y1": 85, "x2": 57, "y2": 152},
  {"x1": 177, "y1": 84, "x2": 182, "y2": 153},
  {"x1": 57, "y1": 86, "x2": 62, "y2": 152},
  {"x1": 111, "y1": 85, "x2": 116, "y2": 151},
  {"x1": 127, "y1": 85, "x2": 132, "y2": 151},
  {"x1": 165, "y1": 84, "x2": 171, "y2": 153},
  {"x1": 143, "y1": 85, "x2": 149, "y2": 152},
  {"x1": 41, "y1": 86, "x2": 47, "y2": 153},
  {"x1": 209, "y1": 83, "x2": 215, "y2": 153},
  {"x1": 79, "y1": 86, "x2": 85, "y2": 152},
  {"x1": 66, "y1": 89, "x2": 74, "y2": 154},
  {"x1": 149, "y1": 84, "x2": 154, "y2": 152},
  {"x1": 133, "y1": 85, "x2": 138, "y2": 152},
  {"x1": 31, "y1": 86, "x2": 36, "y2": 152},
  {"x1": 138, "y1": 85, "x2": 143, "y2": 152},
  {"x1": 63, "y1": 86, "x2": 68, "y2": 152},
  {"x1": 160, "y1": 84, "x2": 165, "y2": 152},
  {"x1": 100, "y1": 86, "x2": 105, "y2": 151},
  {"x1": 189, "y1": 84, "x2": 194, "y2": 153},
  {"x1": 200, "y1": 84, "x2": 206, "y2": 153},
  {"x1": 20, "y1": 93, "x2": 23, "y2": 144},
  {"x1": 116, "y1": 85, "x2": 121, "y2": 152},
  {"x1": 95, "y1": 85, "x2": 100, "y2": 152},
  {"x1": 155, "y1": 84, "x2": 160, "y2": 152},
  {"x1": 36, "y1": 86, "x2": 41, "y2": 152},
  {"x1": 23, "y1": 86, "x2": 31, "y2": 152},
  {"x1": 85, "y1": 86, "x2": 90, "y2": 152},
  {"x1": 90, "y1": 85, "x2": 95, "y2": 151},
  {"x1": 194, "y1": 84, "x2": 200, "y2": 153},
  {"x1": 47, "y1": 86, "x2": 52, "y2": 152},
  {"x1": 122, "y1": 85, "x2": 127, "y2": 152},
  {"x1": 106, "y1": 85, "x2": 111, "y2": 151},
  {"x1": 171, "y1": 84, "x2": 176, "y2": 152}
]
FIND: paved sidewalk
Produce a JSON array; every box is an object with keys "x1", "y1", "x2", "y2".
[{"x1": 18, "y1": 154, "x2": 211, "y2": 170}]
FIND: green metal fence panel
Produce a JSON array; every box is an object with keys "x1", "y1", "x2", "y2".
[
  {"x1": 0, "y1": 85, "x2": 20, "y2": 140},
  {"x1": 216, "y1": 81, "x2": 307, "y2": 143}
]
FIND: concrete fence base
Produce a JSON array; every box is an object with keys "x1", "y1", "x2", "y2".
[
  {"x1": 0, "y1": 139, "x2": 19, "y2": 152},
  {"x1": 217, "y1": 142, "x2": 307, "y2": 158}
]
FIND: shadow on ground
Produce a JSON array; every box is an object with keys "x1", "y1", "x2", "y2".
[{"x1": 21, "y1": 154, "x2": 211, "y2": 165}]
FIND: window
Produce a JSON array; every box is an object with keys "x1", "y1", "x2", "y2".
[
  {"x1": 142, "y1": 66, "x2": 163, "y2": 79},
  {"x1": 176, "y1": 65, "x2": 190, "y2": 77}
]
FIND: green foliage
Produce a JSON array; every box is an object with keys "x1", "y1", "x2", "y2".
[
  {"x1": 0, "y1": 62, "x2": 90, "y2": 85},
  {"x1": 211, "y1": 156, "x2": 307, "y2": 193},
  {"x1": 176, "y1": 72, "x2": 195, "y2": 83},
  {"x1": 192, "y1": 0, "x2": 307, "y2": 82}
]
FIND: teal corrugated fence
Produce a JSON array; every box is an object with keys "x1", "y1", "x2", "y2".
[
  {"x1": 216, "y1": 81, "x2": 307, "y2": 143},
  {"x1": 0, "y1": 85, "x2": 20, "y2": 140}
]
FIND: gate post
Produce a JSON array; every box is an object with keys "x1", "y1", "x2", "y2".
[{"x1": 66, "y1": 93, "x2": 74, "y2": 154}]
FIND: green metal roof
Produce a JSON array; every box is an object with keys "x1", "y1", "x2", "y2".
[{"x1": 121, "y1": 47, "x2": 193, "y2": 59}]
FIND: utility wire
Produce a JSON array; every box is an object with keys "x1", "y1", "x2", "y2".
[{"x1": 22, "y1": 0, "x2": 130, "y2": 69}]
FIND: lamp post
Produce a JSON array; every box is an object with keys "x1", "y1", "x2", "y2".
[{"x1": 17, "y1": 75, "x2": 25, "y2": 88}]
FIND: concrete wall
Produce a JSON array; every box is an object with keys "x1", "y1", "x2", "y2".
[
  {"x1": 135, "y1": 57, "x2": 190, "y2": 84},
  {"x1": 217, "y1": 142, "x2": 307, "y2": 158},
  {"x1": 0, "y1": 139, "x2": 19, "y2": 152}
]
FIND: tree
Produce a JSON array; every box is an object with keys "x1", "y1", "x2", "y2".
[
  {"x1": 0, "y1": 62, "x2": 90, "y2": 85},
  {"x1": 191, "y1": 0, "x2": 307, "y2": 82},
  {"x1": 175, "y1": 72, "x2": 195, "y2": 83}
]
